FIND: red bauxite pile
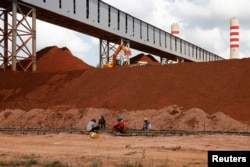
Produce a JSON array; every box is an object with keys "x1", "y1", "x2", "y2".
[
  {"x1": 0, "y1": 46, "x2": 250, "y2": 126},
  {"x1": 36, "y1": 46, "x2": 93, "y2": 72}
]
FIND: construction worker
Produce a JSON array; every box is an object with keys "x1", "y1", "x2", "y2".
[
  {"x1": 142, "y1": 117, "x2": 151, "y2": 130},
  {"x1": 98, "y1": 115, "x2": 106, "y2": 130},
  {"x1": 86, "y1": 119, "x2": 100, "y2": 132},
  {"x1": 112, "y1": 116, "x2": 126, "y2": 133}
]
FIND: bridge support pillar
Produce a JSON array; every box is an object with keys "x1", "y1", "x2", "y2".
[{"x1": 0, "y1": 0, "x2": 36, "y2": 71}]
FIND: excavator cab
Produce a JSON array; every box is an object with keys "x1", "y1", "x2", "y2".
[{"x1": 116, "y1": 59, "x2": 122, "y2": 66}]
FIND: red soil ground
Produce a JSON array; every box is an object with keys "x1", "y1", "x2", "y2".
[{"x1": 0, "y1": 133, "x2": 249, "y2": 167}]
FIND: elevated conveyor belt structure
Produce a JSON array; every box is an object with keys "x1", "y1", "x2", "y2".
[{"x1": 0, "y1": 0, "x2": 224, "y2": 71}]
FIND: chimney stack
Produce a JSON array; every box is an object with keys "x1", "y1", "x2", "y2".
[
  {"x1": 230, "y1": 17, "x2": 239, "y2": 59},
  {"x1": 171, "y1": 23, "x2": 180, "y2": 37}
]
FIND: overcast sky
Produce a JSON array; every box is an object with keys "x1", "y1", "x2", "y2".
[{"x1": 36, "y1": 0, "x2": 250, "y2": 66}]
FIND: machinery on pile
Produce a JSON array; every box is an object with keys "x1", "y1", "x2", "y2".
[{"x1": 103, "y1": 44, "x2": 131, "y2": 68}]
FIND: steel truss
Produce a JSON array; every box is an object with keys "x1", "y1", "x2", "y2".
[
  {"x1": 99, "y1": 38, "x2": 130, "y2": 67},
  {"x1": 0, "y1": 0, "x2": 36, "y2": 71}
]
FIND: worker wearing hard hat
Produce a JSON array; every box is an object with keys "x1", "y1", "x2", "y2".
[
  {"x1": 112, "y1": 116, "x2": 127, "y2": 133},
  {"x1": 142, "y1": 117, "x2": 152, "y2": 130}
]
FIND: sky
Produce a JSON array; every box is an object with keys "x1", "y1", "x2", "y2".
[{"x1": 35, "y1": 0, "x2": 250, "y2": 66}]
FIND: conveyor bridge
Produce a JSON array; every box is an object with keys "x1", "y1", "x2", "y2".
[{"x1": 0, "y1": 0, "x2": 224, "y2": 71}]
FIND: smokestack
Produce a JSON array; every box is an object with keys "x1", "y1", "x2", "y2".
[
  {"x1": 171, "y1": 23, "x2": 180, "y2": 37},
  {"x1": 230, "y1": 17, "x2": 239, "y2": 59}
]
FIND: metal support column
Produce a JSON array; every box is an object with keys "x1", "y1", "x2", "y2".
[
  {"x1": 0, "y1": 0, "x2": 36, "y2": 71},
  {"x1": 99, "y1": 38, "x2": 130, "y2": 67},
  {"x1": 123, "y1": 39, "x2": 130, "y2": 65},
  {"x1": 32, "y1": 7, "x2": 36, "y2": 71},
  {"x1": 99, "y1": 39, "x2": 110, "y2": 68},
  {"x1": 11, "y1": 0, "x2": 17, "y2": 71},
  {"x1": 3, "y1": 10, "x2": 9, "y2": 70}
]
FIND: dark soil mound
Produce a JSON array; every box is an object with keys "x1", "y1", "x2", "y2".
[{"x1": 130, "y1": 53, "x2": 160, "y2": 65}]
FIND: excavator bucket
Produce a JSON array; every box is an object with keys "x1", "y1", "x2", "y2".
[
  {"x1": 103, "y1": 63, "x2": 113, "y2": 68},
  {"x1": 125, "y1": 49, "x2": 131, "y2": 56}
]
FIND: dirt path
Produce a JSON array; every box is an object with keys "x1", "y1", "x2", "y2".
[{"x1": 0, "y1": 133, "x2": 249, "y2": 167}]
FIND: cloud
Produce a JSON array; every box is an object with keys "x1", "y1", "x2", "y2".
[
  {"x1": 103, "y1": 0, "x2": 246, "y2": 59},
  {"x1": 37, "y1": 21, "x2": 91, "y2": 53},
  {"x1": 36, "y1": 20, "x2": 96, "y2": 64}
]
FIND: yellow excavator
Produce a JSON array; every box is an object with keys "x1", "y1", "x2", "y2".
[{"x1": 103, "y1": 44, "x2": 131, "y2": 68}]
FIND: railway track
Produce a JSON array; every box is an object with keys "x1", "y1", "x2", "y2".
[{"x1": 0, "y1": 128, "x2": 249, "y2": 136}]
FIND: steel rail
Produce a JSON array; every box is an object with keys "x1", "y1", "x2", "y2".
[{"x1": 0, "y1": 128, "x2": 249, "y2": 136}]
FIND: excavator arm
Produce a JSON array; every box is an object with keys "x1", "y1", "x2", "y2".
[
  {"x1": 111, "y1": 45, "x2": 131, "y2": 67},
  {"x1": 103, "y1": 44, "x2": 131, "y2": 68}
]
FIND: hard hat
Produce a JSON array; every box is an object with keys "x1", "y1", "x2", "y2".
[
  {"x1": 144, "y1": 117, "x2": 148, "y2": 121},
  {"x1": 90, "y1": 132, "x2": 99, "y2": 139},
  {"x1": 117, "y1": 116, "x2": 123, "y2": 121}
]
